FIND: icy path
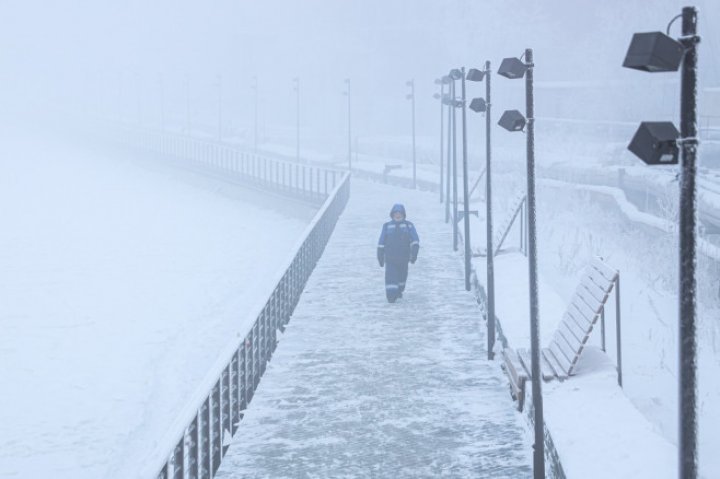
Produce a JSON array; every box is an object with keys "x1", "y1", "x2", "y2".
[{"x1": 216, "y1": 179, "x2": 532, "y2": 478}]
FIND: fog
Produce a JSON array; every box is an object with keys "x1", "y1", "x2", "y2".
[{"x1": 2, "y1": 0, "x2": 719, "y2": 154}]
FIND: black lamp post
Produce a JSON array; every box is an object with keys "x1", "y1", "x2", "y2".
[
  {"x1": 406, "y1": 79, "x2": 417, "y2": 188},
  {"x1": 448, "y1": 69, "x2": 463, "y2": 251},
  {"x1": 252, "y1": 76, "x2": 259, "y2": 153},
  {"x1": 343, "y1": 78, "x2": 352, "y2": 170},
  {"x1": 158, "y1": 73, "x2": 165, "y2": 132},
  {"x1": 623, "y1": 7, "x2": 700, "y2": 478},
  {"x1": 293, "y1": 77, "x2": 300, "y2": 163},
  {"x1": 434, "y1": 78, "x2": 445, "y2": 203},
  {"x1": 458, "y1": 67, "x2": 472, "y2": 291},
  {"x1": 467, "y1": 62, "x2": 496, "y2": 361},
  {"x1": 184, "y1": 74, "x2": 191, "y2": 135},
  {"x1": 498, "y1": 49, "x2": 545, "y2": 479},
  {"x1": 216, "y1": 74, "x2": 223, "y2": 142},
  {"x1": 443, "y1": 86, "x2": 452, "y2": 224}
]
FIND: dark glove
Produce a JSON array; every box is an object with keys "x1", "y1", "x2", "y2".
[
  {"x1": 377, "y1": 247, "x2": 385, "y2": 267},
  {"x1": 410, "y1": 244, "x2": 419, "y2": 264}
]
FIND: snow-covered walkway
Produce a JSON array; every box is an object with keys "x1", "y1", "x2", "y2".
[{"x1": 216, "y1": 179, "x2": 532, "y2": 478}]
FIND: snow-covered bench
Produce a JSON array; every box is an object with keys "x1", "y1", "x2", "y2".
[{"x1": 502, "y1": 258, "x2": 621, "y2": 411}]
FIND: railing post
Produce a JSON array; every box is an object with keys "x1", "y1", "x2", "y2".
[
  {"x1": 615, "y1": 276, "x2": 623, "y2": 387},
  {"x1": 601, "y1": 307, "x2": 606, "y2": 352}
]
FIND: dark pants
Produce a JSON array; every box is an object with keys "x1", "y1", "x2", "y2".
[{"x1": 385, "y1": 260, "x2": 409, "y2": 302}]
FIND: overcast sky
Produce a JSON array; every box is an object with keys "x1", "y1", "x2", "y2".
[{"x1": 2, "y1": 0, "x2": 718, "y2": 141}]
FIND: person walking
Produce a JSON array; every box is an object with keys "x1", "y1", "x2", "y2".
[{"x1": 377, "y1": 203, "x2": 420, "y2": 303}]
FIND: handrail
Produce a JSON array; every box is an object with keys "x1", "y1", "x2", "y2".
[
  {"x1": 108, "y1": 127, "x2": 351, "y2": 479},
  {"x1": 114, "y1": 126, "x2": 345, "y2": 203}
]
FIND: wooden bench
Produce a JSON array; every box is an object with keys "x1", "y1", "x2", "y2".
[{"x1": 501, "y1": 257, "x2": 620, "y2": 411}]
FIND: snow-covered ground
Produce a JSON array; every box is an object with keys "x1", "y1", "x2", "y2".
[{"x1": 0, "y1": 132, "x2": 313, "y2": 478}]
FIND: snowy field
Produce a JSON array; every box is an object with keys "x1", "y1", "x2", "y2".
[{"x1": 0, "y1": 132, "x2": 313, "y2": 478}]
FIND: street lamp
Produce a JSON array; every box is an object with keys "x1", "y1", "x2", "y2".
[
  {"x1": 467, "y1": 61, "x2": 496, "y2": 361},
  {"x1": 406, "y1": 79, "x2": 417, "y2": 188},
  {"x1": 498, "y1": 48, "x2": 545, "y2": 479},
  {"x1": 293, "y1": 77, "x2": 300, "y2": 163},
  {"x1": 623, "y1": 7, "x2": 700, "y2": 478},
  {"x1": 252, "y1": 76, "x2": 259, "y2": 153},
  {"x1": 216, "y1": 74, "x2": 223, "y2": 142},
  {"x1": 456, "y1": 67, "x2": 472, "y2": 291},
  {"x1": 343, "y1": 78, "x2": 352, "y2": 170},
  {"x1": 184, "y1": 74, "x2": 191, "y2": 135},
  {"x1": 447, "y1": 69, "x2": 463, "y2": 251},
  {"x1": 434, "y1": 78, "x2": 446, "y2": 203}
]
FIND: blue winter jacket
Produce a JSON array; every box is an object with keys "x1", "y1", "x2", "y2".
[{"x1": 377, "y1": 204, "x2": 420, "y2": 264}]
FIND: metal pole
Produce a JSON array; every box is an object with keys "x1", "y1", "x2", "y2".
[
  {"x1": 346, "y1": 78, "x2": 352, "y2": 170},
  {"x1": 445, "y1": 92, "x2": 452, "y2": 223},
  {"x1": 525, "y1": 48, "x2": 545, "y2": 479},
  {"x1": 615, "y1": 276, "x2": 623, "y2": 387},
  {"x1": 452, "y1": 80, "x2": 459, "y2": 251},
  {"x1": 411, "y1": 79, "x2": 417, "y2": 189},
  {"x1": 461, "y1": 68, "x2": 471, "y2": 291},
  {"x1": 440, "y1": 82, "x2": 445, "y2": 202},
  {"x1": 253, "y1": 76, "x2": 258, "y2": 153},
  {"x1": 159, "y1": 74, "x2": 165, "y2": 132},
  {"x1": 294, "y1": 77, "x2": 300, "y2": 163},
  {"x1": 485, "y1": 60, "x2": 496, "y2": 360},
  {"x1": 217, "y1": 74, "x2": 222, "y2": 142},
  {"x1": 185, "y1": 75, "x2": 190, "y2": 134},
  {"x1": 679, "y1": 7, "x2": 699, "y2": 479}
]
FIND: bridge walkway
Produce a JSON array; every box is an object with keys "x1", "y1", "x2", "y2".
[{"x1": 216, "y1": 178, "x2": 532, "y2": 478}]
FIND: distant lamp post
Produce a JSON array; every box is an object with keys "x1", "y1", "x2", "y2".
[
  {"x1": 454, "y1": 67, "x2": 472, "y2": 291},
  {"x1": 293, "y1": 77, "x2": 300, "y2": 163},
  {"x1": 447, "y1": 69, "x2": 463, "y2": 251},
  {"x1": 442, "y1": 89, "x2": 453, "y2": 224},
  {"x1": 252, "y1": 76, "x2": 259, "y2": 153},
  {"x1": 498, "y1": 49, "x2": 545, "y2": 479},
  {"x1": 343, "y1": 78, "x2": 352, "y2": 170},
  {"x1": 216, "y1": 74, "x2": 223, "y2": 142},
  {"x1": 434, "y1": 77, "x2": 448, "y2": 203},
  {"x1": 467, "y1": 61, "x2": 496, "y2": 361},
  {"x1": 406, "y1": 79, "x2": 417, "y2": 188},
  {"x1": 623, "y1": 7, "x2": 700, "y2": 479}
]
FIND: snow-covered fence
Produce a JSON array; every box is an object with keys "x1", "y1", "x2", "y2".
[
  {"x1": 116, "y1": 127, "x2": 344, "y2": 203},
  {"x1": 145, "y1": 169, "x2": 349, "y2": 479},
  {"x1": 103, "y1": 126, "x2": 351, "y2": 479}
]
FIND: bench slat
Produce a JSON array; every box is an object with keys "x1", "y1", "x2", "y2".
[
  {"x1": 592, "y1": 258, "x2": 619, "y2": 283},
  {"x1": 555, "y1": 328, "x2": 582, "y2": 354},
  {"x1": 559, "y1": 316, "x2": 585, "y2": 343},
  {"x1": 580, "y1": 275, "x2": 607, "y2": 303},
  {"x1": 542, "y1": 348, "x2": 569, "y2": 379},
  {"x1": 568, "y1": 300, "x2": 594, "y2": 327},
  {"x1": 547, "y1": 344, "x2": 573, "y2": 376},
  {"x1": 576, "y1": 286, "x2": 605, "y2": 316},
  {"x1": 549, "y1": 338, "x2": 575, "y2": 366},
  {"x1": 570, "y1": 296, "x2": 598, "y2": 324},
  {"x1": 587, "y1": 266, "x2": 615, "y2": 294},
  {"x1": 517, "y1": 348, "x2": 555, "y2": 381}
]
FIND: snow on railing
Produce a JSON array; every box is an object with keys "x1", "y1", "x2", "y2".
[
  {"x1": 108, "y1": 127, "x2": 350, "y2": 479},
  {"x1": 116, "y1": 126, "x2": 345, "y2": 203}
]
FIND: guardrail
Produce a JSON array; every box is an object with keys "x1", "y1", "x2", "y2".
[
  {"x1": 109, "y1": 127, "x2": 351, "y2": 479},
  {"x1": 117, "y1": 127, "x2": 343, "y2": 204}
]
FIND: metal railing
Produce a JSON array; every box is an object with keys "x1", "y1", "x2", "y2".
[
  {"x1": 116, "y1": 127, "x2": 343, "y2": 204},
  {"x1": 108, "y1": 127, "x2": 351, "y2": 479}
]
